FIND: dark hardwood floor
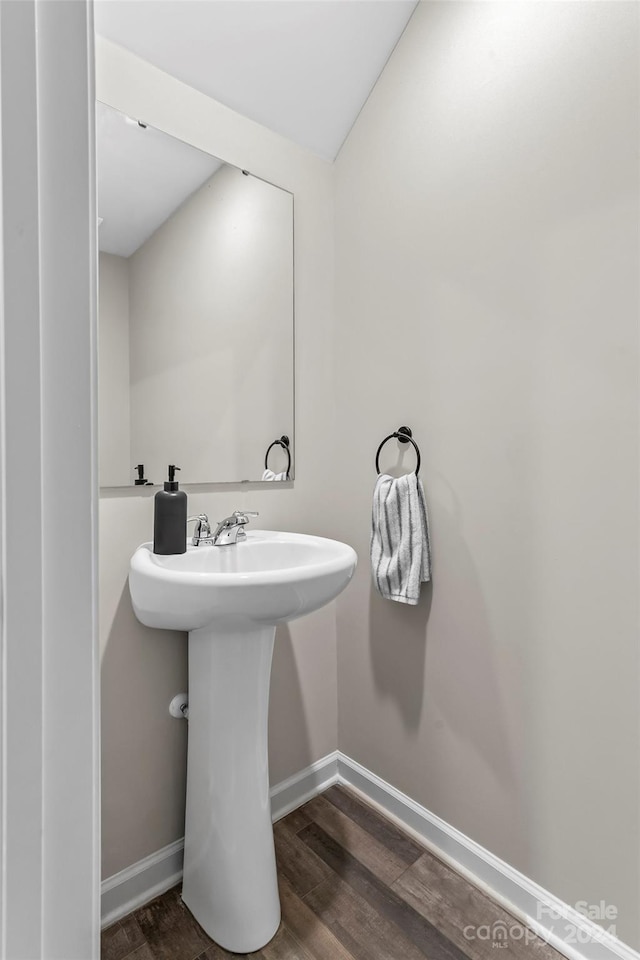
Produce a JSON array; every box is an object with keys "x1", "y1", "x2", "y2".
[{"x1": 102, "y1": 785, "x2": 563, "y2": 960}]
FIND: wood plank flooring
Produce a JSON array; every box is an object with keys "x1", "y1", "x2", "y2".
[{"x1": 102, "y1": 785, "x2": 564, "y2": 960}]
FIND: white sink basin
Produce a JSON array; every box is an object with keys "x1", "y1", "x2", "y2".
[
  {"x1": 128, "y1": 529, "x2": 356, "y2": 953},
  {"x1": 129, "y1": 530, "x2": 357, "y2": 631}
]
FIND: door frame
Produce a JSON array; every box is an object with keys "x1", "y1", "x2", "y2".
[{"x1": 0, "y1": 2, "x2": 99, "y2": 957}]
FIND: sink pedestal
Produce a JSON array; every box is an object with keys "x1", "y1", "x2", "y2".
[
  {"x1": 181, "y1": 624, "x2": 280, "y2": 953},
  {"x1": 129, "y1": 532, "x2": 358, "y2": 952}
]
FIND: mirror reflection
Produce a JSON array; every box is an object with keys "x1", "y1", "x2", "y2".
[{"x1": 97, "y1": 101, "x2": 294, "y2": 487}]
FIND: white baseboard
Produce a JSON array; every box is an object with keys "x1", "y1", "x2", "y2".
[
  {"x1": 101, "y1": 752, "x2": 339, "y2": 928},
  {"x1": 336, "y1": 754, "x2": 638, "y2": 960},
  {"x1": 101, "y1": 838, "x2": 185, "y2": 930},
  {"x1": 270, "y1": 750, "x2": 339, "y2": 821},
  {"x1": 101, "y1": 750, "x2": 639, "y2": 960}
]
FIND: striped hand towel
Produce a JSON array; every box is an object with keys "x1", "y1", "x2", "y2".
[{"x1": 371, "y1": 473, "x2": 431, "y2": 605}]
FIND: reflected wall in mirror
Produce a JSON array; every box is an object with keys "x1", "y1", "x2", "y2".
[{"x1": 97, "y1": 101, "x2": 294, "y2": 487}]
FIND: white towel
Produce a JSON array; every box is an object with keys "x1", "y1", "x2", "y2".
[
  {"x1": 261, "y1": 469, "x2": 288, "y2": 481},
  {"x1": 371, "y1": 473, "x2": 431, "y2": 604}
]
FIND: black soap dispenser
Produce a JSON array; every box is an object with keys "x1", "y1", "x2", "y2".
[
  {"x1": 153, "y1": 465, "x2": 187, "y2": 555},
  {"x1": 134, "y1": 464, "x2": 152, "y2": 486}
]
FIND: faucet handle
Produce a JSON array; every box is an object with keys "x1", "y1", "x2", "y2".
[
  {"x1": 188, "y1": 513, "x2": 210, "y2": 526},
  {"x1": 187, "y1": 514, "x2": 212, "y2": 544},
  {"x1": 233, "y1": 510, "x2": 258, "y2": 524},
  {"x1": 230, "y1": 510, "x2": 258, "y2": 542}
]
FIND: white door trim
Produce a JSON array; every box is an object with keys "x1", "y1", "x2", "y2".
[{"x1": 0, "y1": 2, "x2": 99, "y2": 957}]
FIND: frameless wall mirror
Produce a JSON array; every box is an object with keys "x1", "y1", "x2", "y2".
[{"x1": 97, "y1": 101, "x2": 294, "y2": 487}]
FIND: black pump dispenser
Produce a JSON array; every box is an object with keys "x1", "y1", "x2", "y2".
[
  {"x1": 135, "y1": 464, "x2": 151, "y2": 486},
  {"x1": 153, "y1": 465, "x2": 187, "y2": 555},
  {"x1": 165, "y1": 464, "x2": 180, "y2": 491}
]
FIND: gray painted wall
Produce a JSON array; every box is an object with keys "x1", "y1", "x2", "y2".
[{"x1": 334, "y1": 1, "x2": 639, "y2": 948}]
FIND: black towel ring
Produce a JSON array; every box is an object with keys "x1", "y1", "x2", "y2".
[
  {"x1": 265, "y1": 435, "x2": 291, "y2": 478},
  {"x1": 375, "y1": 426, "x2": 421, "y2": 476}
]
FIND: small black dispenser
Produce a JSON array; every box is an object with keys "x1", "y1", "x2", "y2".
[
  {"x1": 134, "y1": 464, "x2": 152, "y2": 486},
  {"x1": 153, "y1": 465, "x2": 187, "y2": 555}
]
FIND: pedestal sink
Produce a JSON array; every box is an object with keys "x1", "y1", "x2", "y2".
[{"x1": 129, "y1": 530, "x2": 357, "y2": 953}]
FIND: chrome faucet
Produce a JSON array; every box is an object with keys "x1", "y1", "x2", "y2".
[
  {"x1": 187, "y1": 514, "x2": 214, "y2": 546},
  {"x1": 187, "y1": 511, "x2": 258, "y2": 546},
  {"x1": 211, "y1": 511, "x2": 258, "y2": 546}
]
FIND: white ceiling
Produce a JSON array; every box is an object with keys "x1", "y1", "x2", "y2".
[
  {"x1": 97, "y1": 100, "x2": 223, "y2": 257},
  {"x1": 94, "y1": 0, "x2": 418, "y2": 161}
]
